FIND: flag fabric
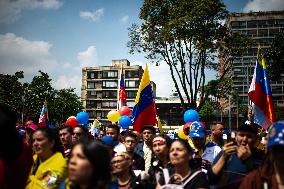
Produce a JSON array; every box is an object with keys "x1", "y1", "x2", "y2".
[
  {"x1": 132, "y1": 64, "x2": 157, "y2": 132},
  {"x1": 118, "y1": 67, "x2": 127, "y2": 109},
  {"x1": 248, "y1": 57, "x2": 276, "y2": 129},
  {"x1": 38, "y1": 98, "x2": 48, "y2": 127}
]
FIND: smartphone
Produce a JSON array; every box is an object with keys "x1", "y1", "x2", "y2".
[{"x1": 227, "y1": 137, "x2": 236, "y2": 145}]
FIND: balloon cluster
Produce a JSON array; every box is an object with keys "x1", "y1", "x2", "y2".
[
  {"x1": 107, "y1": 106, "x2": 132, "y2": 129},
  {"x1": 65, "y1": 112, "x2": 89, "y2": 128},
  {"x1": 178, "y1": 109, "x2": 200, "y2": 139}
]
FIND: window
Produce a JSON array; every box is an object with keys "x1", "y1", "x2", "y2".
[
  {"x1": 86, "y1": 110, "x2": 95, "y2": 118},
  {"x1": 257, "y1": 20, "x2": 267, "y2": 28},
  {"x1": 247, "y1": 30, "x2": 257, "y2": 37},
  {"x1": 269, "y1": 28, "x2": 280, "y2": 37},
  {"x1": 86, "y1": 100, "x2": 96, "y2": 108},
  {"x1": 258, "y1": 29, "x2": 268, "y2": 37},
  {"x1": 102, "y1": 101, "x2": 117, "y2": 108},
  {"x1": 102, "y1": 81, "x2": 118, "y2": 88},
  {"x1": 126, "y1": 91, "x2": 137, "y2": 98},
  {"x1": 87, "y1": 91, "x2": 97, "y2": 98},
  {"x1": 102, "y1": 91, "x2": 117, "y2": 98},
  {"x1": 125, "y1": 80, "x2": 139, "y2": 88},
  {"x1": 247, "y1": 21, "x2": 257, "y2": 28},
  {"x1": 125, "y1": 70, "x2": 139, "y2": 78},
  {"x1": 231, "y1": 21, "x2": 246, "y2": 29},
  {"x1": 102, "y1": 71, "x2": 118, "y2": 78},
  {"x1": 87, "y1": 82, "x2": 95, "y2": 89}
]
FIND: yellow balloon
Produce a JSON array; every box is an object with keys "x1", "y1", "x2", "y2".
[
  {"x1": 178, "y1": 125, "x2": 187, "y2": 140},
  {"x1": 107, "y1": 110, "x2": 121, "y2": 123}
]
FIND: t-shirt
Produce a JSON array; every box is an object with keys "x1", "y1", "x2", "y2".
[{"x1": 202, "y1": 142, "x2": 222, "y2": 164}]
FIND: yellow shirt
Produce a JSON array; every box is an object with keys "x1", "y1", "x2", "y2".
[{"x1": 26, "y1": 152, "x2": 67, "y2": 189}]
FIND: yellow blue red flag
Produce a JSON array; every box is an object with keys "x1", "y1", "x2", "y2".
[{"x1": 132, "y1": 64, "x2": 157, "y2": 132}]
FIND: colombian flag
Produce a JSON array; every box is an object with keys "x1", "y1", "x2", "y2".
[
  {"x1": 132, "y1": 64, "x2": 157, "y2": 132},
  {"x1": 248, "y1": 56, "x2": 276, "y2": 129}
]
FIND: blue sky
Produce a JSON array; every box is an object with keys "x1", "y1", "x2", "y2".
[{"x1": 0, "y1": 0, "x2": 283, "y2": 97}]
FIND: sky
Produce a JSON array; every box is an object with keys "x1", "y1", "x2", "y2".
[{"x1": 0, "y1": 0, "x2": 283, "y2": 97}]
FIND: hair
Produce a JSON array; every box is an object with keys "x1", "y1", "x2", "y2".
[
  {"x1": 171, "y1": 139, "x2": 194, "y2": 167},
  {"x1": 71, "y1": 141, "x2": 111, "y2": 189},
  {"x1": 59, "y1": 125, "x2": 73, "y2": 135},
  {"x1": 123, "y1": 131, "x2": 138, "y2": 143},
  {"x1": 141, "y1": 125, "x2": 156, "y2": 134},
  {"x1": 152, "y1": 133, "x2": 172, "y2": 149},
  {"x1": 34, "y1": 127, "x2": 64, "y2": 155},
  {"x1": 210, "y1": 121, "x2": 225, "y2": 129},
  {"x1": 0, "y1": 104, "x2": 22, "y2": 162},
  {"x1": 106, "y1": 124, "x2": 120, "y2": 134}
]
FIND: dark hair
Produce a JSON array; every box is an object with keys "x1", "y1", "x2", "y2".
[
  {"x1": 152, "y1": 133, "x2": 172, "y2": 149},
  {"x1": 123, "y1": 131, "x2": 138, "y2": 143},
  {"x1": 237, "y1": 123, "x2": 258, "y2": 135},
  {"x1": 71, "y1": 141, "x2": 111, "y2": 189},
  {"x1": 59, "y1": 125, "x2": 73, "y2": 135},
  {"x1": 210, "y1": 121, "x2": 225, "y2": 129},
  {"x1": 141, "y1": 125, "x2": 156, "y2": 134},
  {"x1": 34, "y1": 127, "x2": 64, "y2": 155},
  {"x1": 0, "y1": 104, "x2": 22, "y2": 162},
  {"x1": 106, "y1": 124, "x2": 120, "y2": 135}
]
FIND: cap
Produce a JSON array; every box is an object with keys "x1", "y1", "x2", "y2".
[
  {"x1": 237, "y1": 123, "x2": 258, "y2": 135},
  {"x1": 27, "y1": 123, "x2": 38, "y2": 131},
  {"x1": 101, "y1": 136, "x2": 115, "y2": 147},
  {"x1": 189, "y1": 121, "x2": 205, "y2": 138},
  {"x1": 267, "y1": 121, "x2": 284, "y2": 147}
]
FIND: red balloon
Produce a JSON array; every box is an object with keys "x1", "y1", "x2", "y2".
[
  {"x1": 119, "y1": 106, "x2": 131, "y2": 116},
  {"x1": 65, "y1": 117, "x2": 78, "y2": 128},
  {"x1": 183, "y1": 122, "x2": 192, "y2": 136}
]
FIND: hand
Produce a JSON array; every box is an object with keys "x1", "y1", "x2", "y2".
[
  {"x1": 222, "y1": 141, "x2": 237, "y2": 159},
  {"x1": 237, "y1": 144, "x2": 251, "y2": 160}
]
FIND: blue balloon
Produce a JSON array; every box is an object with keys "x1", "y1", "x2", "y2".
[
  {"x1": 76, "y1": 112, "x2": 89, "y2": 124},
  {"x1": 184, "y1": 109, "x2": 199, "y2": 123},
  {"x1": 119, "y1": 116, "x2": 131, "y2": 129}
]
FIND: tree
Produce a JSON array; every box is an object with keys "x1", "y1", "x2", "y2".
[
  {"x1": 48, "y1": 88, "x2": 83, "y2": 125},
  {"x1": 128, "y1": 0, "x2": 228, "y2": 110},
  {"x1": 264, "y1": 32, "x2": 284, "y2": 81},
  {"x1": 1, "y1": 71, "x2": 82, "y2": 126},
  {"x1": 0, "y1": 71, "x2": 24, "y2": 113}
]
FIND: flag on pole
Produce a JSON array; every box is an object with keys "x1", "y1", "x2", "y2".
[
  {"x1": 248, "y1": 55, "x2": 276, "y2": 129},
  {"x1": 38, "y1": 98, "x2": 48, "y2": 127},
  {"x1": 132, "y1": 64, "x2": 157, "y2": 132},
  {"x1": 118, "y1": 67, "x2": 127, "y2": 109}
]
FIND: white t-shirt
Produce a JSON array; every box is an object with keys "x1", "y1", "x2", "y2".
[{"x1": 201, "y1": 142, "x2": 222, "y2": 164}]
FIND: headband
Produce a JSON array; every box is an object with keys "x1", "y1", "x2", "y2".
[{"x1": 152, "y1": 137, "x2": 166, "y2": 144}]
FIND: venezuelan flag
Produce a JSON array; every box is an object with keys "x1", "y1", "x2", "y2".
[
  {"x1": 132, "y1": 64, "x2": 157, "y2": 132},
  {"x1": 248, "y1": 57, "x2": 276, "y2": 129}
]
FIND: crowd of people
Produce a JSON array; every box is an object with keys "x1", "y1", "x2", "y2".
[{"x1": 0, "y1": 103, "x2": 284, "y2": 189}]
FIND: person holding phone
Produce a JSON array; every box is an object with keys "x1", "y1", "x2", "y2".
[{"x1": 207, "y1": 123, "x2": 265, "y2": 189}]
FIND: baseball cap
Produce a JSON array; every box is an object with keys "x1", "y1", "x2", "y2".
[
  {"x1": 267, "y1": 121, "x2": 284, "y2": 147},
  {"x1": 189, "y1": 121, "x2": 205, "y2": 138},
  {"x1": 237, "y1": 123, "x2": 258, "y2": 135}
]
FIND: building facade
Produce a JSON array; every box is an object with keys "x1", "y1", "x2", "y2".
[
  {"x1": 225, "y1": 11, "x2": 284, "y2": 107},
  {"x1": 81, "y1": 59, "x2": 144, "y2": 123}
]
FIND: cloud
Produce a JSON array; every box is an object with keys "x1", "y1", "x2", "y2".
[
  {"x1": 53, "y1": 75, "x2": 81, "y2": 94},
  {"x1": 77, "y1": 46, "x2": 97, "y2": 67},
  {"x1": 0, "y1": 33, "x2": 58, "y2": 78},
  {"x1": 0, "y1": 33, "x2": 83, "y2": 95},
  {"x1": 132, "y1": 61, "x2": 174, "y2": 97},
  {"x1": 0, "y1": 0, "x2": 63, "y2": 23},
  {"x1": 79, "y1": 9, "x2": 104, "y2": 22},
  {"x1": 243, "y1": 0, "x2": 284, "y2": 12},
  {"x1": 120, "y1": 15, "x2": 129, "y2": 24}
]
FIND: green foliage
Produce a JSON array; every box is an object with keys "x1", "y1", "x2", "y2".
[
  {"x1": 0, "y1": 71, "x2": 82, "y2": 126},
  {"x1": 264, "y1": 32, "x2": 284, "y2": 81},
  {"x1": 128, "y1": 0, "x2": 230, "y2": 110},
  {"x1": 0, "y1": 71, "x2": 24, "y2": 113},
  {"x1": 199, "y1": 101, "x2": 216, "y2": 120}
]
